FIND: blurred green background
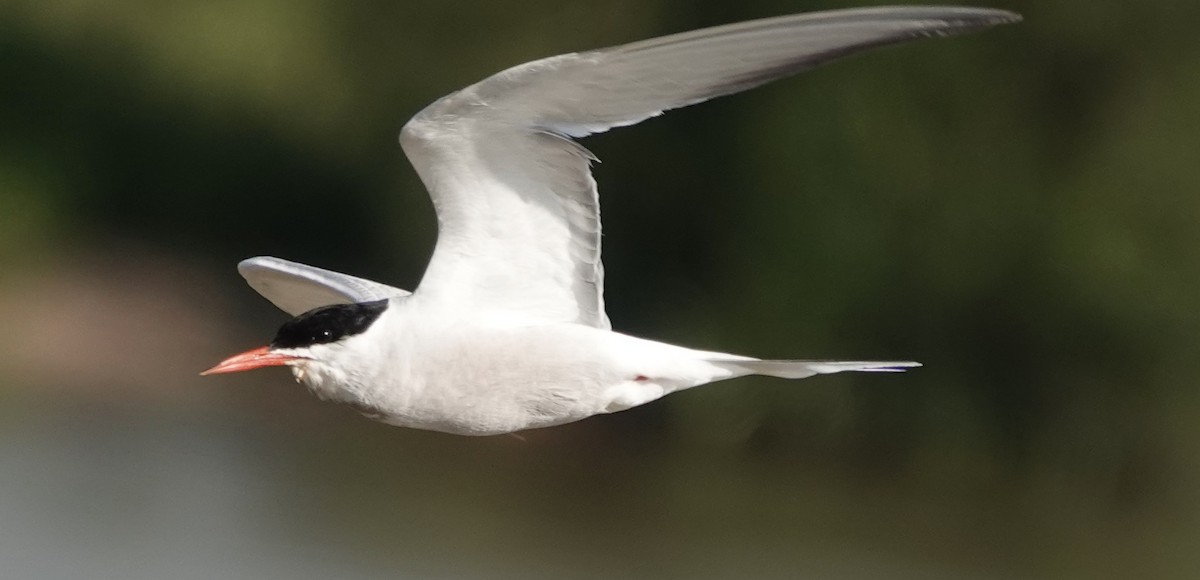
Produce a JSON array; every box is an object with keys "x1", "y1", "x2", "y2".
[{"x1": 2, "y1": 0, "x2": 1198, "y2": 578}]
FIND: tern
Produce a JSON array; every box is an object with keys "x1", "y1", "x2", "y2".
[{"x1": 204, "y1": 6, "x2": 1020, "y2": 435}]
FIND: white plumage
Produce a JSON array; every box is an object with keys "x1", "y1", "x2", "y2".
[{"x1": 207, "y1": 6, "x2": 1020, "y2": 435}]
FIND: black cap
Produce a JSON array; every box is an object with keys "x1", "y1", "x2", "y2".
[{"x1": 270, "y1": 300, "x2": 390, "y2": 349}]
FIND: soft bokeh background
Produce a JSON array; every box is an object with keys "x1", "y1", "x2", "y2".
[{"x1": 2, "y1": 0, "x2": 1198, "y2": 578}]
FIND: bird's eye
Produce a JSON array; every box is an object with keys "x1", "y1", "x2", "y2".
[{"x1": 270, "y1": 300, "x2": 389, "y2": 349}]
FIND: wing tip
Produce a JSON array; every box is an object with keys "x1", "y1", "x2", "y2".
[
  {"x1": 237, "y1": 255, "x2": 282, "y2": 276},
  {"x1": 819, "y1": 361, "x2": 923, "y2": 373}
]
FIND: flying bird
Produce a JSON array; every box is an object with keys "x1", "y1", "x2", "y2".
[{"x1": 204, "y1": 6, "x2": 1020, "y2": 435}]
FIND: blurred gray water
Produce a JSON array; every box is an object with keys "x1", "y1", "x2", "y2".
[
  {"x1": 1, "y1": 393, "x2": 1195, "y2": 579},
  {"x1": 0, "y1": 404, "x2": 393, "y2": 580}
]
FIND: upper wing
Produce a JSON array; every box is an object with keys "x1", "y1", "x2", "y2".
[
  {"x1": 400, "y1": 6, "x2": 1020, "y2": 327},
  {"x1": 239, "y1": 256, "x2": 411, "y2": 316}
]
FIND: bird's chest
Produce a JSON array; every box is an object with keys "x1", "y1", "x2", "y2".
[{"x1": 371, "y1": 326, "x2": 618, "y2": 434}]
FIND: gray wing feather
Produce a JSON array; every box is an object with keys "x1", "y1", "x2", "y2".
[
  {"x1": 238, "y1": 256, "x2": 411, "y2": 316},
  {"x1": 458, "y1": 6, "x2": 1021, "y2": 137},
  {"x1": 401, "y1": 6, "x2": 1019, "y2": 328}
]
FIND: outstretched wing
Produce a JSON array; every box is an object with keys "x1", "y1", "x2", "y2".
[
  {"x1": 239, "y1": 256, "x2": 411, "y2": 316},
  {"x1": 400, "y1": 6, "x2": 1019, "y2": 327}
]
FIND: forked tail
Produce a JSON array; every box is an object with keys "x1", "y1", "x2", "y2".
[{"x1": 709, "y1": 359, "x2": 921, "y2": 380}]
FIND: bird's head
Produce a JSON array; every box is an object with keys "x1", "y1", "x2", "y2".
[{"x1": 203, "y1": 299, "x2": 391, "y2": 392}]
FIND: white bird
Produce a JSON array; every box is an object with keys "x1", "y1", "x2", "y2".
[{"x1": 204, "y1": 6, "x2": 1020, "y2": 435}]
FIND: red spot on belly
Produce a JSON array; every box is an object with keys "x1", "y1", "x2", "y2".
[{"x1": 634, "y1": 375, "x2": 649, "y2": 382}]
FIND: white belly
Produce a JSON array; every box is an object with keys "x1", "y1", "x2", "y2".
[{"x1": 346, "y1": 322, "x2": 726, "y2": 435}]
